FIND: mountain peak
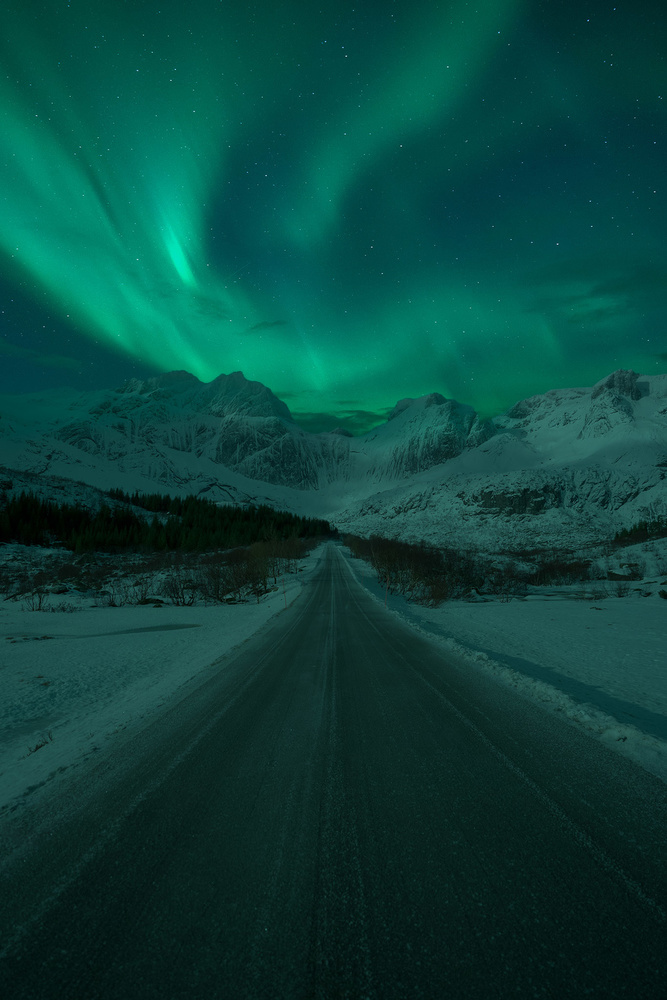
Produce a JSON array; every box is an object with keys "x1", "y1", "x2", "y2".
[
  {"x1": 204, "y1": 372, "x2": 294, "y2": 422},
  {"x1": 211, "y1": 370, "x2": 247, "y2": 384},
  {"x1": 118, "y1": 371, "x2": 200, "y2": 395},
  {"x1": 591, "y1": 369, "x2": 645, "y2": 401},
  {"x1": 116, "y1": 370, "x2": 294, "y2": 422},
  {"x1": 388, "y1": 392, "x2": 449, "y2": 421}
]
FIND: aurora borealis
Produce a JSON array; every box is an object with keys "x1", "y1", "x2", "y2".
[{"x1": 1, "y1": 1, "x2": 665, "y2": 433}]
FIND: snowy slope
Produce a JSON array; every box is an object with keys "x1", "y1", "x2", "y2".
[{"x1": 1, "y1": 368, "x2": 666, "y2": 550}]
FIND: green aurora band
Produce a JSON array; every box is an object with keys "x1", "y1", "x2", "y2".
[{"x1": 1, "y1": 0, "x2": 665, "y2": 431}]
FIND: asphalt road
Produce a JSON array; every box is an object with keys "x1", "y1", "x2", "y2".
[{"x1": 1, "y1": 543, "x2": 666, "y2": 999}]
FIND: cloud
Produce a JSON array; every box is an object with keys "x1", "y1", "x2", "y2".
[
  {"x1": 273, "y1": 388, "x2": 305, "y2": 401},
  {"x1": 591, "y1": 265, "x2": 667, "y2": 301},
  {"x1": 524, "y1": 260, "x2": 667, "y2": 322},
  {"x1": 245, "y1": 319, "x2": 287, "y2": 334},
  {"x1": 291, "y1": 407, "x2": 390, "y2": 436},
  {"x1": 520, "y1": 260, "x2": 667, "y2": 343},
  {"x1": 0, "y1": 340, "x2": 82, "y2": 371}
]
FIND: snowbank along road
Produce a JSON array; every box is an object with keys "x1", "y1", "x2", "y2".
[{"x1": 1, "y1": 544, "x2": 666, "y2": 998}]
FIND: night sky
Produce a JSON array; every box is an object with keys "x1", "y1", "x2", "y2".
[{"x1": 1, "y1": 1, "x2": 665, "y2": 433}]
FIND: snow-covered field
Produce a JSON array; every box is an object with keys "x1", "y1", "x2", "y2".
[
  {"x1": 0, "y1": 549, "x2": 323, "y2": 814},
  {"x1": 344, "y1": 553, "x2": 667, "y2": 782}
]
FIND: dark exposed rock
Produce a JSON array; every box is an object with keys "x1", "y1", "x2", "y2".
[
  {"x1": 591, "y1": 369, "x2": 643, "y2": 401},
  {"x1": 471, "y1": 484, "x2": 562, "y2": 516}
]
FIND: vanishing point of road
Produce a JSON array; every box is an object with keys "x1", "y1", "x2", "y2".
[{"x1": 1, "y1": 544, "x2": 666, "y2": 998}]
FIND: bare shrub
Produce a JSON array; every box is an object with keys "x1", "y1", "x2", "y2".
[
  {"x1": 496, "y1": 591, "x2": 515, "y2": 603},
  {"x1": 200, "y1": 557, "x2": 231, "y2": 603},
  {"x1": 224, "y1": 549, "x2": 253, "y2": 602},
  {"x1": 95, "y1": 585, "x2": 122, "y2": 608},
  {"x1": 622, "y1": 559, "x2": 646, "y2": 581},
  {"x1": 346, "y1": 533, "x2": 483, "y2": 606},
  {"x1": 22, "y1": 589, "x2": 50, "y2": 611},
  {"x1": 49, "y1": 600, "x2": 78, "y2": 613},
  {"x1": 485, "y1": 561, "x2": 530, "y2": 599},
  {"x1": 161, "y1": 568, "x2": 200, "y2": 606},
  {"x1": 247, "y1": 549, "x2": 270, "y2": 603},
  {"x1": 129, "y1": 575, "x2": 156, "y2": 604},
  {"x1": 530, "y1": 553, "x2": 591, "y2": 586}
]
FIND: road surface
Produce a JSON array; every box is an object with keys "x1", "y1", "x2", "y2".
[{"x1": 1, "y1": 544, "x2": 666, "y2": 998}]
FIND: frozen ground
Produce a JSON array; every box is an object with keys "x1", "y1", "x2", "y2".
[
  {"x1": 0, "y1": 548, "x2": 324, "y2": 814},
  {"x1": 344, "y1": 552, "x2": 667, "y2": 783}
]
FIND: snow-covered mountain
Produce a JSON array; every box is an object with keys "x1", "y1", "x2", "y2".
[
  {"x1": 0, "y1": 370, "x2": 492, "y2": 492},
  {"x1": 0, "y1": 370, "x2": 341, "y2": 495},
  {"x1": 334, "y1": 370, "x2": 667, "y2": 551},
  {"x1": 1, "y1": 368, "x2": 666, "y2": 552}
]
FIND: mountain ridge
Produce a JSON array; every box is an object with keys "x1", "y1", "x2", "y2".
[{"x1": 1, "y1": 368, "x2": 666, "y2": 552}]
